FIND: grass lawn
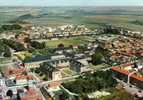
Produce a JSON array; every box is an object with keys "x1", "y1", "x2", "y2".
[
  {"x1": 60, "y1": 68, "x2": 77, "y2": 77},
  {"x1": 62, "y1": 68, "x2": 76, "y2": 75},
  {"x1": 90, "y1": 63, "x2": 109, "y2": 71},
  {"x1": 45, "y1": 37, "x2": 88, "y2": 48}
]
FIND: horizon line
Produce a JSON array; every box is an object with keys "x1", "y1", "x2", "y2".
[{"x1": 0, "y1": 5, "x2": 143, "y2": 7}]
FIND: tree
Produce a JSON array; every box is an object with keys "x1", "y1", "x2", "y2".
[
  {"x1": 24, "y1": 37, "x2": 31, "y2": 43},
  {"x1": 35, "y1": 68, "x2": 40, "y2": 74},
  {"x1": 6, "y1": 90, "x2": 13, "y2": 98},
  {"x1": 3, "y1": 48, "x2": 11, "y2": 57},
  {"x1": 30, "y1": 41, "x2": 45, "y2": 49},
  {"x1": 39, "y1": 73, "x2": 43, "y2": 76},
  {"x1": 92, "y1": 52, "x2": 104, "y2": 65},
  {"x1": 69, "y1": 45, "x2": 73, "y2": 49},
  {"x1": 43, "y1": 76, "x2": 48, "y2": 81},
  {"x1": 63, "y1": 70, "x2": 117, "y2": 94},
  {"x1": 40, "y1": 62, "x2": 56, "y2": 74},
  {"x1": 78, "y1": 45, "x2": 87, "y2": 53},
  {"x1": 2, "y1": 39, "x2": 26, "y2": 51},
  {"x1": 102, "y1": 25, "x2": 120, "y2": 34},
  {"x1": 57, "y1": 43, "x2": 64, "y2": 49},
  {"x1": 0, "y1": 40, "x2": 11, "y2": 57},
  {"x1": 0, "y1": 24, "x2": 22, "y2": 31}
]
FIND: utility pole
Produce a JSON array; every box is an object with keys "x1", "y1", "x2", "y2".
[{"x1": 127, "y1": 71, "x2": 137, "y2": 85}]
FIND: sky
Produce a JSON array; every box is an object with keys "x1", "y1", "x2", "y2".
[{"x1": 0, "y1": 0, "x2": 143, "y2": 6}]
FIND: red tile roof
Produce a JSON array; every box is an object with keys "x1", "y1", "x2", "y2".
[
  {"x1": 112, "y1": 63, "x2": 143, "y2": 81},
  {"x1": 16, "y1": 75, "x2": 35, "y2": 80},
  {"x1": 48, "y1": 81, "x2": 61, "y2": 88},
  {"x1": 7, "y1": 68, "x2": 29, "y2": 75}
]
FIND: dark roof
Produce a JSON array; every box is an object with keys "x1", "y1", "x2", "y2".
[
  {"x1": 5, "y1": 79, "x2": 15, "y2": 87},
  {"x1": 24, "y1": 55, "x2": 49, "y2": 63}
]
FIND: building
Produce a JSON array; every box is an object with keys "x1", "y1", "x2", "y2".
[
  {"x1": 112, "y1": 62, "x2": 143, "y2": 89},
  {"x1": 40, "y1": 81, "x2": 76, "y2": 100},
  {"x1": 51, "y1": 55, "x2": 66, "y2": 60},
  {"x1": 24, "y1": 55, "x2": 49, "y2": 69},
  {"x1": 19, "y1": 88, "x2": 42, "y2": 100},
  {"x1": 70, "y1": 58, "x2": 90, "y2": 73},
  {"x1": 16, "y1": 75, "x2": 36, "y2": 85},
  {"x1": 51, "y1": 70, "x2": 62, "y2": 81}
]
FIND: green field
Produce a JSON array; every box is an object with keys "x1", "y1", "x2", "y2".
[{"x1": 45, "y1": 37, "x2": 88, "y2": 48}]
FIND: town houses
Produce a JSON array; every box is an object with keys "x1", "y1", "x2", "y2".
[
  {"x1": 26, "y1": 24, "x2": 96, "y2": 39},
  {"x1": 1, "y1": 24, "x2": 143, "y2": 100},
  {"x1": 97, "y1": 35, "x2": 143, "y2": 64}
]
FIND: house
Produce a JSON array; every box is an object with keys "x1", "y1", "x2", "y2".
[{"x1": 51, "y1": 69, "x2": 62, "y2": 81}]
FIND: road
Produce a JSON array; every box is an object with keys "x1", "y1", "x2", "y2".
[
  {"x1": 37, "y1": 75, "x2": 80, "y2": 87},
  {"x1": 37, "y1": 66, "x2": 112, "y2": 87},
  {"x1": 115, "y1": 78, "x2": 139, "y2": 95}
]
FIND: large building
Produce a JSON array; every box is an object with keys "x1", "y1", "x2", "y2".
[
  {"x1": 4, "y1": 67, "x2": 29, "y2": 79},
  {"x1": 111, "y1": 62, "x2": 143, "y2": 89},
  {"x1": 19, "y1": 88, "x2": 42, "y2": 100}
]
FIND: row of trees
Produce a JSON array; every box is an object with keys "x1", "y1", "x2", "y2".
[
  {"x1": 63, "y1": 70, "x2": 117, "y2": 94},
  {"x1": 2, "y1": 39, "x2": 26, "y2": 51},
  {"x1": 29, "y1": 41, "x2": 46, "y2": 49},
  {"x1": 102, "y1": 25, "x2": 121, "y2": 34},
  {"x1": 0, "y1": 24, "x2": 22, "y2": 31}
]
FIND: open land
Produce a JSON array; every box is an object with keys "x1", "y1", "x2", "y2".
[{"x1": 1, "y1": 7, "x2": 143, "y2": 31}]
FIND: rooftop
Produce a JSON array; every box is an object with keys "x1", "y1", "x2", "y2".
[
  {"x1": 112, "y1": 62, "x2": 143, "y2": 81},
  {"x1": 5, "y1": 67, "x2": 29, "y2": 77},
  {"x1": 16, "y1": 75, "x2": 36, "y2": 80}
]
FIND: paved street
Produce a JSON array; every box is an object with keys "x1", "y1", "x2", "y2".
[
  {"x1": 37, "y1": 75, "x2": 80, "y2": 87},
  {"x1": 115, "y1": 78, "x2": 140, "y2": 95}
]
